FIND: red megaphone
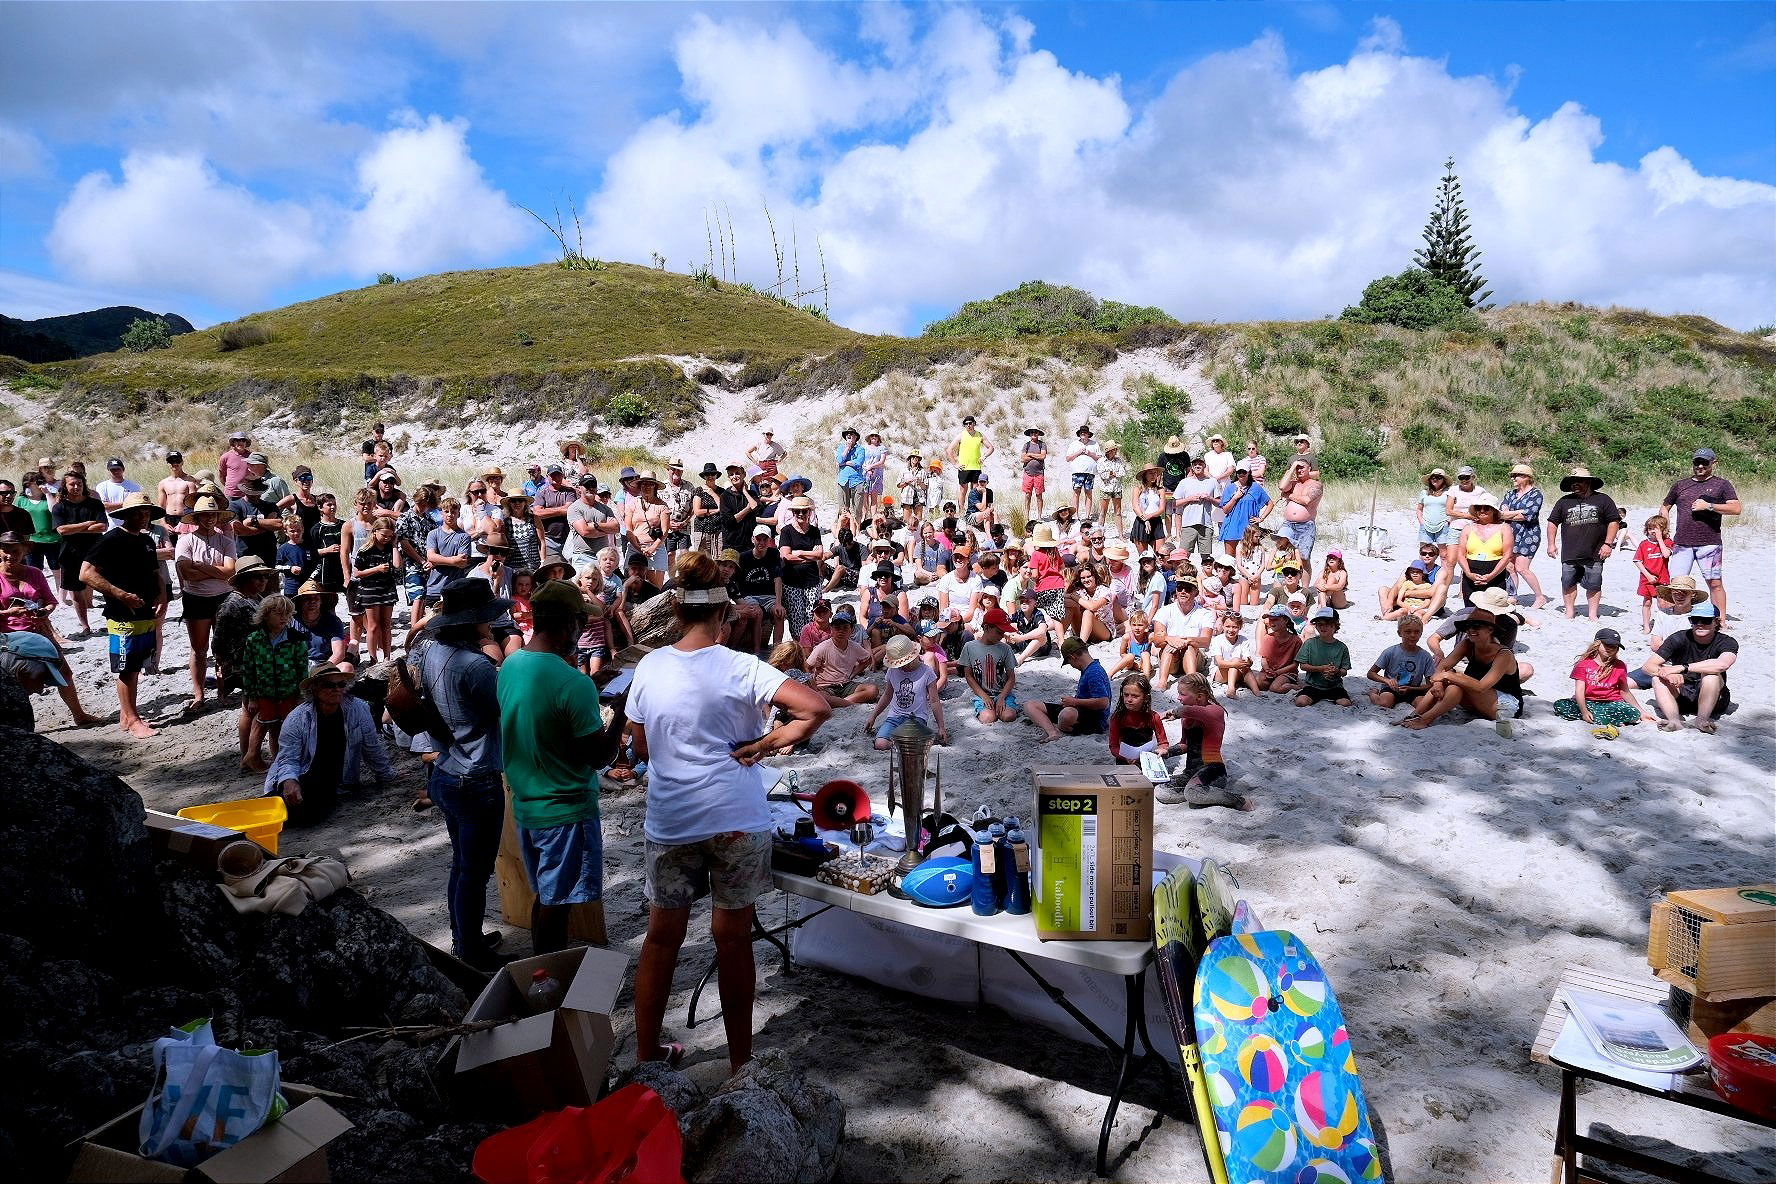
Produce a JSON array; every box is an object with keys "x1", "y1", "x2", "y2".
[{"x1": 794, "y1": 780, "x2": 871, "y2": 831}]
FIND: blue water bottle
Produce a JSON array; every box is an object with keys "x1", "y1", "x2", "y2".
[
  {"x1": 1002, "y1": 820, "x2": 1031, "y2": 915},
  {"x1": 987, "y1": 822, "x2": 1011, "y2": 910},
  {"x1": 970, "y1": 822, "x2": 999, "y2": 916}
]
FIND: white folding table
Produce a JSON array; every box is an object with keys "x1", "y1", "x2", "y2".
[{"x1": 689, "y1": 864, "x2": 1191, "y2": 1177}]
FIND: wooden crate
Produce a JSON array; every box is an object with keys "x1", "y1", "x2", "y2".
[
  {"x1": 1666, "y1": 987, "x2": 1776, "y2": 1046},
  {"x1": 1647, "y1": 885, "x2": 1776, "y2": 1001}
]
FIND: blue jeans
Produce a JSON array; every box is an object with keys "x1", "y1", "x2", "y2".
[{"x1": 428, "y1": 764, "x2": 504, "y2": 957}]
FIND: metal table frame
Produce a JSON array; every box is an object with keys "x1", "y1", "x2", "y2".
[
  {"x1": 1533, "y1": 964, "x2": 1776, "y2": 1184},
  {"x1": 687, "y1": 868, "x2": 1182, "y2": 1177}
]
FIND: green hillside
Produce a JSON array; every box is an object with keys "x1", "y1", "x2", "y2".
[{"x1": 50, "y1": 262, "x2": 867, "y2": 432}]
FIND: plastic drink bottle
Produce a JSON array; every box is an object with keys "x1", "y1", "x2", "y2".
[
  {"x1": 987, "y1": 822, "x2": 1010, "y2": 910},
  {"x1": 527, "y1": 968, "x2": 565, "y2": 1014},
  {"x1": 1003, "y1": 819, "x2": 1031, "y2": 915},
  {"x1": 970, "y1": 822, "x2": 999, "y2": 916}
]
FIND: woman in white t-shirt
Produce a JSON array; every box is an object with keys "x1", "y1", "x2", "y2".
[{"x1": 626, "y1": 553, "x2": 831, "y2": 1074}]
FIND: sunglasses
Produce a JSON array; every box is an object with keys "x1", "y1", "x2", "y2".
[
  {"x1": 467, "y1": 486, "x2": 486, "y2": 494},
  {"x1": 297, "y1": 474, "x2": 313, "y2": 482},
  {"x1": 316, "y1": 681, "x2": 350, "y2": 692}
]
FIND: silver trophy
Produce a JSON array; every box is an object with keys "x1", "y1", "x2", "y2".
[{"x1": 886, "y1": 720, "x2": 941, "y2": 896}]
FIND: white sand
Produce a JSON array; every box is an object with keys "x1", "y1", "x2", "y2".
[{"x1": 37, "y1": 504, "x2": 1773, "y2": 1183}]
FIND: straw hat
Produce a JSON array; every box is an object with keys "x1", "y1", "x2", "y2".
[
  {"x1": 1509, "y1": 463, "x2": 1535, "y2": 480},
  {"x1": 1163, "y1": 436, "x2": 1185, "y2": 453},
  {"x1": 882, "y1": 634, "x2": 921, "y2": 669},
  {"x1": 300, "y1": 662, "x2": 354, "y2": 696},
  {"x1": 1136, "y1": 462, "x2": 1161, "y2": 481},
  {"x1": 1103, "y1": 540, "x2": 1131, "y2": 560},
  {"x1": 786, "y1": 495, "x2": 815, "y2": 511},
  {"x1": 1559, "y1": 466, "x2": 1602, "y2": 493},
  {"x1": 182, "y1": 492, "x2": 230, "y2": 522},
  {"x1": 637, "y1": 469, "x2": 660, "y2": 485},
  {"x1": 535, "y1": 559, "x2": 574, "y2": 584},
  {"x1": 1027, "y1": 523, "x2": 1059, "y2": 549},
  {"x1": 1468, "y1": 587, "x2": 1523, "y2": 619},
  {"x1": 1657, "y1": 574, "x2": 1704, "y2": 605},
  {"x1": 229, "y1": 555, "x2": 271, "y2": 585},
  {"x1": 294, "y1": 578, "x2": 326, "y2": 599},
  {"x1": 1424, "y1": 467, "x2": 1448, "y2": 484},
  {"x1": 502, "y1": 491, "x2": 533, "y2": 509},
  {"x1": 481, "y1": 466, "x2": 506, "y2": 480},
  {"x1": 115, "y1": 491, "x2": 165, "y2": 522}
]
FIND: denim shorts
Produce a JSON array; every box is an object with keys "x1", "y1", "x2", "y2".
[
  {"x1": 875, "y1": 713, "x2": 934, "y2": 740},
  {"x1": 969, "y1": 693, "x2": 1020, "y2": 713},
  {"x1": 1276, "y1": 518, "x2": 1318, "y2": 563},
  {"x1": 519, "y1": 815, "x2": 605, "y2": 906}
]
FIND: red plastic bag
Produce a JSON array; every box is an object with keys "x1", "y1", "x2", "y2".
[{"x1": 474, "y1": 1085, "x2": 684, "y2": 1184}]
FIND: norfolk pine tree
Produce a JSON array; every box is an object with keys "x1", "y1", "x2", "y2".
[{"x1": 1413, "y1": 158, "x2": 1493, "y2": 309}]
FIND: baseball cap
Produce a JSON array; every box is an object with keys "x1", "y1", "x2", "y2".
[
  {"x1": 547, "y1": 463, "x2": 564, "y2": 474},
  {"x1": 1310, "y1": 606, "x2": 1337, "y2": 622},
  {"x1": 106, "y1": 457, "x2": 124, "y2": 469},
  {"x1": 962, "y1": 415, "x2": 976, "y2": 425},
  {"x1": 1693, "y1": 447, "x2": 1717, "y2": 463},
  {"x1": 718, "y1": 548, "x2": 740, "y2": 563},
  {"x1": 1687, "y1": 602, "x2": 1720, "y2": 621},
  {"x1": 1594, "y1": 627, "x2": 1623, "y2": 646},
  {"x1": 981, "y1": 608, "x2": 1012, "y2": 631},
  {"x1": 0, "y1": 632, "x2": 67, "y2": 685},
  {"x1": 1456, "y1": 465, "x2": 1476, "y2": 478},
  {"x1": 832, "y1": 608, "x2": 857, "y2": 625},
  {"x1": 165, "y1": 450, "x2": 183, "y2": 463},
  {"x1": 1326, "y1": 549, "x2": 1343, "y2": 559},
  {"x1": 1059, "y1": 635, "x2": 1088, "y2": 658},
  {"x1": 246, "y1": 451, "x2": 269, "y2": 466},
  {"x1": 1287, "y1": 591, "x2": 1308, "y2": 605},
  {"x1": 1264, "y1": 605, "x2": 1292, "y2": 619},
  {"x1": 752, "y1": 524, "x2": 773, "y2": 537}
]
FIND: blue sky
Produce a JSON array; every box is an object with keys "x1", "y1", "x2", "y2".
[{"x1": 2, "y1": 2, "x2": 1771, "y2": 332}]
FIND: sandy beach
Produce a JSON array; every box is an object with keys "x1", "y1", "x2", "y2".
[{"x1": 34, "y1": 502, "x2": 1773, "y2": 1183}]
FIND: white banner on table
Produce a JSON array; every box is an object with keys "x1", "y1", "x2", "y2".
[{"x1": 789, "y1": 900, "x2": 980, "y2": 1003}]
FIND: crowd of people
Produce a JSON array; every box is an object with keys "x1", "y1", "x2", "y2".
[{"x1": 0, "y1": 418, "x2": 1746, "y2": 1066}]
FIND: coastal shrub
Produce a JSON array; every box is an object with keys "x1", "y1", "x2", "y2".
[
  {"x1": 120, "y1": 318, "x2": 172, "y2": 352},
  {"x1": 216, "y1": 323, "x2": 272, "y2": 352},
  {"x1": 605, "y1": 391, "x2": 650, "y2": 426},
  {"x1": 376, "y1": 272, "x2": 397, "y2": 285},
  {"x1": 1317, "y1": 426, "x2": 1385, "y2": 479},
  {"x1": 924, "y1": 280, "x2": 1177, "y2": 339},
  {"x1": 1261, "y1": 406, "x2": 1308, "y2": 438},
  {"x1": 1340, "y1": 269, "x2": 1481, "y2": 332}
]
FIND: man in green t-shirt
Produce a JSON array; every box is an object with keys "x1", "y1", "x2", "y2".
[
  {"x1": 497, "y1": 580, "x2": 625, "y2": 953},
  {"x1": 1293, "y1": 606, "x2": 1352, "y2": 707}
]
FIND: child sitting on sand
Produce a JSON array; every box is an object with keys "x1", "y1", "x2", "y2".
[
  {"x1": 866, "y1": 635, "x2": 949, "y2": 748},
  {"x1": 1256, "y1": 607, "x2": 1302, "y2": 694},
  {"x1": 1315, "y1": 549, "x2": 1349, "y2": 610},
  {"x1": 1294, "y1": 607, "x2": 1352, "y2": 707},
  {"x1": 1365, "y1": 615, "x2": 1435, "y2": 708},
  {"x1": 1379, "y1": 560, "x2": 1438, "y2": 622},
  {"x1": 1553, "y1": 627, "x2": 1656, "y2": 730},
  {"x1": 1207, "y1": 610, "x2": 1260, "y2": 698},
  {"x1": 1107, "y1": 610, "x2": 1156, "y2": 679},
  {"x1": 1007, "y1": 590, "x2": 1055, "y2": 664},
  {"x1": 1263, "y1": 562, "x2": 1308, "y2": 615},
  {"x1": 1633, "y1": 515, "x2": 1672, "y2": 635},
  {"x1": 1156, "y1": 673, "x2": 1247, "y2": 810},
  {"x1": 1108, "y1": 673, "x2": 1172, "y2": 764}
]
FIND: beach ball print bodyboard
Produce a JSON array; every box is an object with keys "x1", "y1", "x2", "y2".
[{"x1": 1192, "y1": 931, "x2": 1385, "y2": 1182}]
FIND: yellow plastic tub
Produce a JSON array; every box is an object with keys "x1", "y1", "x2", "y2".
[{"x1": 177, "y1": 797, "x2": 288, "y2": 855}]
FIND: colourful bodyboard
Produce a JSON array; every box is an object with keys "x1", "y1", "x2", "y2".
[
  {"x1": 1192, "y1": 930, "x2": 1386, "y2": 1182},
  {"x1": 1152, "y1": 866, "x2": 1231, "y2": 1184}
]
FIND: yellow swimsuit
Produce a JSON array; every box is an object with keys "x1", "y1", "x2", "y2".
[{"x1": 1464, "y1": 526, "x2": 1506, "y2": 562}]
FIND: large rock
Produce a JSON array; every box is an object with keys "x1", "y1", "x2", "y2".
[
  {"x1": 628, "y1": 590, "x2": 684, "y2": 652},
  {"x1": 682, "y1": 1051, "x2": 845, "y2": 1184},
  {"x1": 0, "y1": 728, "x2": 160, "y2": 963}
]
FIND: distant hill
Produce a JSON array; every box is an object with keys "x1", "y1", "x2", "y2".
[{"x1": 0, "y1": 306, "x2": 195, "y2": 363}]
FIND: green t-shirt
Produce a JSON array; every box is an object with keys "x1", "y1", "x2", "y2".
[
  {"x1": 497, "y1": 648, "x2": 604, "y2": 828},
  {"x1": 18, "y1": 493, "x2": 57, "y2": 545},
  {"x1": 1297, "y1": 636, "x2": 1351, "y2": 690}
]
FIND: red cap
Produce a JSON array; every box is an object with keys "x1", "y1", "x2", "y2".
[{"x1": 981, "y1": 608, "x2": 1012, "y2": 631}]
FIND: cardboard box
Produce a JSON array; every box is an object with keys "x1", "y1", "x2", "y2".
[
  {"x1": 67, "y1": 1084, "x2": 352, "y2": 1183},
  {"x1": 455, "y1": 945, "x2": 629, "y2": 1119},
  {"x1": 143, "y1": 808, "x2": 266, "y2": 875},
  {"x1": 1030, "y1": 766, "x2": 1154, "y2": 942},
  {"x1": 496, "y1": 791, "x2": 608, "y2": 944}
]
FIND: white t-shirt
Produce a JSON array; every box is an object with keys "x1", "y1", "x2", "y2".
[
  {"x1": 1068, "y1": 440, "x2": 1101, "y2": 476},
  {"x1": 627, "y1": 644, "x2": 789, "y2": 845},
  {"x1": 1208, "y1": 633, "x2": 1253, "y2": 666},
  {"x1": 1202, "y1": 450, "x2": 1235, "y2": 484},
  {"x1": 883, "y1": 663, "x2": 937, "y2": 726},
  {"x1": 938, "y1": 571, "x2": 979, "y2": 613},
  {"x1": 1155, "y1": 601, "x2": 1213, "y2": 640},
  {"x1": 1173, "y1": 476, "x2": 1218, "y2": 528},
  {"x1": 96, "y1": 477, "x2": 143, "y2": 525}
]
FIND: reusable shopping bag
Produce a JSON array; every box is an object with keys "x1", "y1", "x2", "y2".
[{"x1": 138, "y1": 1018, "x2": 284, "y2": 1166}]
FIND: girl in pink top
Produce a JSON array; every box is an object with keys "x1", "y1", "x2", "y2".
[{"x1": 1553, "y1": 630, "x2": 1655, "y2": 729}]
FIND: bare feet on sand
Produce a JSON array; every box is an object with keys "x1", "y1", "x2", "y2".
[{"x1": 123, "y1": 719, "x2": 156, "y2": 739}]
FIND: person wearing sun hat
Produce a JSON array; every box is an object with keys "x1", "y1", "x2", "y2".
[
  {"x1": 1661, "y1": 446, "x2": 1742, "y2": 621},
  {"x1": 865, "y1": 632, "x2": 949, "y2": 747},
  {"x1": 1018, "y1": 426, "x2": 1049, "y2": 520},
  {"x1": 1454, "y1": 488, "x2": 1513, "y2": 603},
  {"x1": 73, "y1": 490, "x2": 166, "y2": 738},
  {"x1": 834, "y1": 426, "x2": 868, "y2": 517},
  {"x1": 1547, "y1": 466, "x2": 1620, "y2": 620},
  {"x1": 1157, "y1": 435, "x2": 1192, "y2": 516},
  {"x1": 1024, "y1": 520, "x2": 1068, "y2": 625},
  {"x1": 1400, "y1": 606, "x2": 1523, "y2": 730},
  {"x1": 1552, "y1": 626, "x2": 1657, "y2": 732},
  {"x1": 172, "y1": 490, "x2": 240, "y2": 713},
  {"x1": 1642, "y1": 600, "x2": 1737, "y2": 733},
  {"x1": 1498, "y1": 462, "x2": 1548, "y2": 610},
  {"x1": 267, "y1": 661, "x2": 397, "y2": 829}
]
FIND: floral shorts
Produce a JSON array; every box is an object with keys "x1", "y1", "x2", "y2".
[{"x1": 645, "y1": 829, "x2": 773, "y2": 910}]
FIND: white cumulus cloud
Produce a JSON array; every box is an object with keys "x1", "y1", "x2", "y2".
[
  {"x1": 582, "y1": 12, "x2": 1776, "y2": 332},
  {"x1": 45, "y1": 116, "x2": 533, "y2": 306}
]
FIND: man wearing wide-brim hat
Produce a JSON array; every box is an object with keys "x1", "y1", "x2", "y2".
[
  {"x1": 1547, "y1": 466, "x2": 1621, "y2": 621},
  {"x1": 835, "y1": 426, "x2": 868, "y2": 518},
  {"x1": 78, "y1": 491, "x2": 167, "y2": 739},
  {"x1": 411, "y1": 578, "x2": 513, "y2": 967},
  {"x1": 265, "y1": 661, "x2": 397, "y2": 829}
]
